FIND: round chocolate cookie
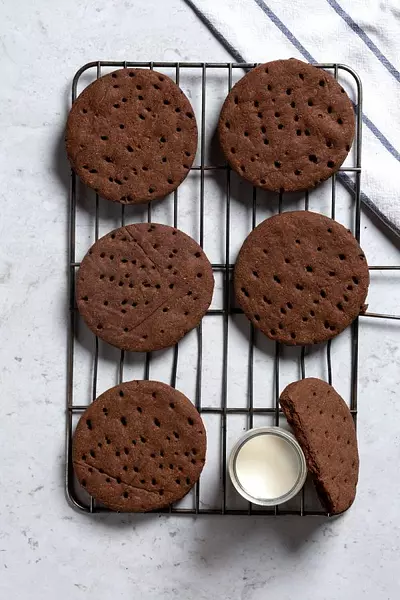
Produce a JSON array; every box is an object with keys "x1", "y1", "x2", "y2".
[
  {"x1": 280, "y1": 378, "x2": 359, "y2": 514},
  {"x1": 76, "y1": 223, "x2": 214, "y2": 352},
  {"x1": 66, "y1": 68, "x2": 197, "y2": 204},
  {"x1": 73, "y1": 380, "x2": 206, "y2": 512},
  {"x1": 234, "y1": 211, "x2": 369, "y2": 345},
  {"x1": 218, "y1": 58, "x2": 355, "y2": 192}
]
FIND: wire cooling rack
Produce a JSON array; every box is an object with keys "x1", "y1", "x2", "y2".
[{"x1": 66, "y1": 61, "x2": 400, "y2": 516}]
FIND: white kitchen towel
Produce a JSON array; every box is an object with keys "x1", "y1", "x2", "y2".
[{"x1": 186, "y1": 0, "x2": 400, "y2": 236}]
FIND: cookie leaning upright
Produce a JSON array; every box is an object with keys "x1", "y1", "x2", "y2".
[
  {"x1": 234, "y1": 211, "x2": 369, "y2": 345},
  {"x1": 76, "y1": 223, "x2": 214, "y2": 352},
  {"x1": 73, "y1": 380, "x2": 206, "y2": 512},
  {"x1": 280, "y1": 378, "x2": 359, "y2": 514},
  {"x1": 218, "y1": 58, "x2": 355, "y2": 192},
  {"x1": 66, "y1": 68, "x2": 197, "y2": 204}
]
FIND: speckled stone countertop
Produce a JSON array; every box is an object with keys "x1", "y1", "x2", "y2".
[{"x1": 1, "y1": 1, "x2": 400, "y2": 598}]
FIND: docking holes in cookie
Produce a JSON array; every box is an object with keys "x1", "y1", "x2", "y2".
[
  {"x1": 72, "y1": 380, "x2": 207, "y2": 512},
  {"x1": 76, "y1": 223, "x2": 214, "y2": 352},
  {"x1": 234, "y1": 211, "x2": 369, "y2": 345}
]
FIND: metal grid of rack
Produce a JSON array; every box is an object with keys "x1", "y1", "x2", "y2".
[{"x1": 66, "y1": 61, "x2": 400, "y2": 516}]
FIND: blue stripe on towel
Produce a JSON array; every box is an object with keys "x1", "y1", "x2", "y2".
[
  {"x1": 252, "y1": 0, "x2": 314, "y2": 63},
  {"x1": 339, "y1": 172, "x2": 400, "y2": 237},
  {"x1": 326, "y1": 0, "x2": 400, "y2": 84},
  {"x1": 185, "y1": 0, "x2": 246, "y2": 63},
  {"x1": 362, "y1": 112, "x2": 400, "y2": 162}
]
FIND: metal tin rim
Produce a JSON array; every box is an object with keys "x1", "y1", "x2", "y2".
[{"x1": 228, "y1": 426, "x2": 308, "y2": 507}]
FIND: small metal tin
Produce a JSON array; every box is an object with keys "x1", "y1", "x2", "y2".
[{"x1": 228, "y1": 426, "x2": 307, "y2": 506}]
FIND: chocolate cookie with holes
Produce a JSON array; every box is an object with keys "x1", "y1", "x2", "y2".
[
  {"x1": 218, "y1": 58, "x2": 355, "y2": 192},
  {"x1": 66, "y1": 68, "x2": 197, "y2": 204},
  {"x1": 73, "y1": 380, "x2": 206, "y2": 512},
  {"x1": 234, "y1": 211, "x2": 369, "y2": 345},
  {"x1": 76, "y1": 223, "x2": 214, "y2": 352},
  {"x1": 280, "y1": 378, "x2": 359, "y2": 514}
]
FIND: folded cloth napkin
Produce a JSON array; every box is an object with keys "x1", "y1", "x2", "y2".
[{"x1": 186, "y1": 0, "x2": 400, "y2": 236}]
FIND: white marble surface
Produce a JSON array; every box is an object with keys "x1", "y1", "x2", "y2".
[{"x1": 1, "y1": 1, "x2": 400, "y2": 598}]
